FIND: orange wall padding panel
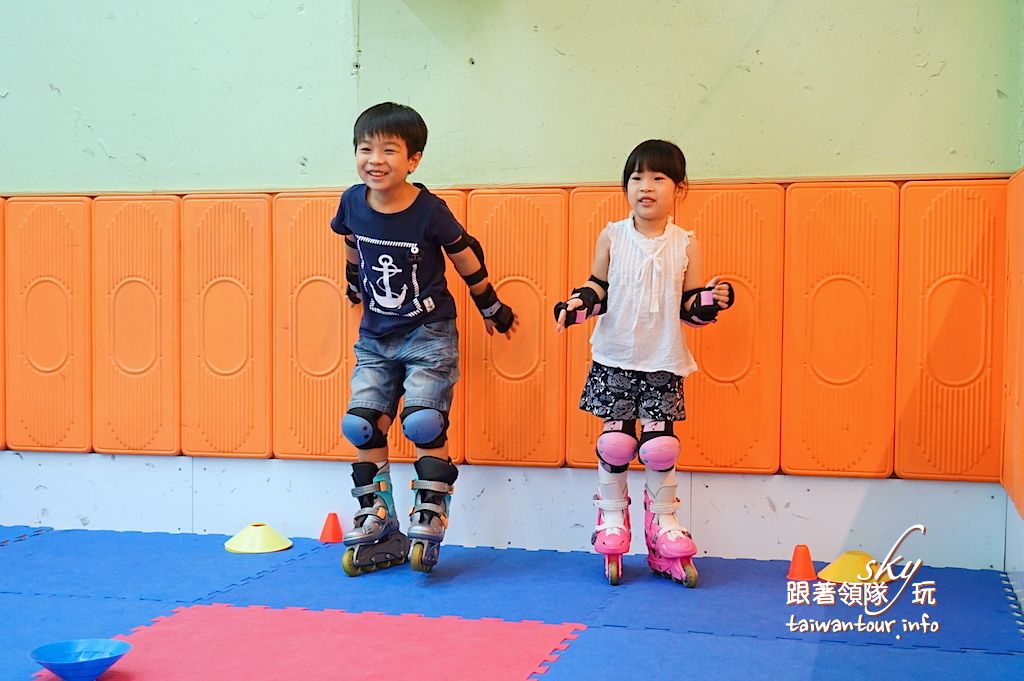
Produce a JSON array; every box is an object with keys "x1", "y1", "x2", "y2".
[
  {"x1": 1003, "y1": 170, "x2": 1024, "y2": 514},
  {"x1": 464, "y1": 189, "x2": 567, "y2": 466},
  {"x1": 896, "y1": 181, "x2": 1007, "y2": 481},
  {"x1": 674, "y1": 185, "x2": 784, "y2": 474},
  {"x1": 182, "y1": 194, "x2": 272, "y2": 458},
  {"x1": 272, "y1": 192, "x2": 358, "y2": 461},
  {"x1": 385, "y1": 189, "x2": 467, "y2": 464},
  {"x1": 5, "y1": 197, "x2": 92, "y2": 452},
  {"x1": 92, "y1": 197, "x2": 180, "y2": 455},
  {"x1": 781, "y1": 183, "x2": 899, "y2": 477},
  {"x1": 564, "y1": 188, "x2": 632, "y2": 468}
]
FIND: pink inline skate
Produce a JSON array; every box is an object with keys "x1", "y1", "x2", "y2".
[
  {"x1": 592, "y1": 494, "x2": 631, "y2": 585},
  {"x1": 643, "y1": 486, "x2": 698, "y2": 587}
]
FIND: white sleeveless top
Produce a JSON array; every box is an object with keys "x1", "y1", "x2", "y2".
[{"x1": 590, "y1": 216, "x2": 699, "y2": 378}]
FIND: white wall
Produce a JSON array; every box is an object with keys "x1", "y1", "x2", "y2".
[
  {"x1": 1006, "y1": 497, "x2": 1024, "y2": 597},
  {"x1": 0, "y1": 450, "x2": 1007, "y2": 570}
]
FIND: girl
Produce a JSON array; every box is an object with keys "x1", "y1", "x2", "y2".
[{"x1": 554, "y1": 139, "x2": 733, "y2": 587}]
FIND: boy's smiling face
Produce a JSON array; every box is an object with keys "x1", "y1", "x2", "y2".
[{"x1": 355, "y1": 134, "x2": 422, "y2": 194}]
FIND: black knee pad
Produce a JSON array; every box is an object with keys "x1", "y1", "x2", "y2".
[
  {"x1": 341, "y1": 407, "x2": 388, "y2": 449},
  {"x1": 400, "y1": 406, "x2": 449, "y2": 449}
]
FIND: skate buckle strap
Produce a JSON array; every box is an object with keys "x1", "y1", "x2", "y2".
[
  {"x1": 658, "y1": 526, "x2": 693, "y2": 539},
  {"x1": 648, "y1": 501, "x2": 681, "y2": 514},
  {"x1": 353, "y1": 507, "x2": 388, "y2": 521},
  {"x1": 410, "y1": 504, "x2": 449, "y2": 528},
  {"x1": 594, "y1": 522, "x2": 627, "y2": 533},
  {"x1": 412, "y1": 500, "x2": 447, "y2": 516},
  {"x1": 351, "y1": 482, "x2": 381, "y2": 498},
  {"x1": 593, "y1": 496, "x2": 629, "y2": 512},
  {"x1": 411, "y1": 479, "x2": 453, "y2": 494}
]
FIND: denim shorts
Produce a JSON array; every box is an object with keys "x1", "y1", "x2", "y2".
[{"x1": 348, "y1": 318, "x2": 460, "y2": 417}]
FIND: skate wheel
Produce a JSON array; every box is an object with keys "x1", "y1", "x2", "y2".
[
  {"x1": 606, "y1": 560, "x2": 620, "y2": 586},
  {"x1": 682, "y1": 562, "x2": 698, "y2": 588},
  {"x1": 410, "y1": 542, "x2": 432, "y2": 573},
  {"x1": 341, "y1": 548, "x2": 360, "y2": 577}
]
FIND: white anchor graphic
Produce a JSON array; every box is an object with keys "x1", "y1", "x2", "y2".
[{"x1": 369, "y1": 254, "x2": 408, "y2": 309}]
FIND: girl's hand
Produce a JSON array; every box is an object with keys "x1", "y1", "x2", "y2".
[
  {"x1": 706, "y1": 277, "x2": 732, "y2": 309},
  {"x1": 555, "y1": 297, "x2": 584, "y2": 334}
]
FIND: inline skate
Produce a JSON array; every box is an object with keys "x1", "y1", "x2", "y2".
[
  {"x1": 341, "y1": 462, "x2": 410, "y2": 576},
  {"x1": 643, "y1": 483, "x2": 698, "y2": 587},
  {"x1": 408, "y1": 456, "x2": 458, "y2": 572},
  {"x1": 592, "y1": 473, "x2": 631, "y2": 585}
]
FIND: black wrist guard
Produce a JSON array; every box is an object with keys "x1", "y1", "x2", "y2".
[
  {"x1": 681, "y1": 282, "x2": 734, "y2": 327},
  {"x1": 345, "y1": 262, "x2": 362, "y2": 305},
  {"x1": 472, "y1": 284, "x2": 514, "y2": 333},
  {"x1": 553, "y1": 286, "x2": 605, "y2": 326}
]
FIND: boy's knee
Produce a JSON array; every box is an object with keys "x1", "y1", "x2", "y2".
[
  {"x1": 342, "y1": 408, "x2": 389, "y2": 449},
  {"x1": 400, "y1": 406, "x2": 449, "y2": 448}
]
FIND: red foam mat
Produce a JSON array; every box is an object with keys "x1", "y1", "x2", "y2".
[{"x1": 34, "y1": 604, "x2": 583, "y2": 681}]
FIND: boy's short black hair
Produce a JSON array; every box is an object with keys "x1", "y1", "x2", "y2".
[
  {"x1": 353, "y1": 102, "x2": 428, "y2": 156},
  {"x1": 621, "y1": 139, "x2": 688, "y2": 192}
]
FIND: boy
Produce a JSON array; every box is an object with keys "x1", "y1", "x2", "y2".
[{"x1": 330, "y1": 102, "x2": 517, "y2": 574}]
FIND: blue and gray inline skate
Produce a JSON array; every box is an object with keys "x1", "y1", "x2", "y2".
[
  {"x1": 407, "y1": 456, "x2": 459, "y2": 573},
  {"x1": 341, "y1": 462, "x2": 410, "y2": 576}
]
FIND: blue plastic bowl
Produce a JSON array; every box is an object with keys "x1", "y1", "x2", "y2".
[{"x1": 30, "y1": 638, "x2": 131, "y2": 681}]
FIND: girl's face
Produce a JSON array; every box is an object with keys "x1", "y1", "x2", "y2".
[
  {"x1": 355, "y1": 135, "x2": 421, "y2": 193},
  {"x1": 626, "y1": 169, "x2": 682, "y2": 224}
]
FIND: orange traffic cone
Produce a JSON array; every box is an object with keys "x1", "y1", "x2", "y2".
[
  {"x1": 320, "y1": 513, "x2": 343, "y2": 543},
  {"x1": 787, "y1": 544, "x2": 817, "y2": 581}
]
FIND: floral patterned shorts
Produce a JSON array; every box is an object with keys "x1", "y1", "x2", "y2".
[{"x1": 578, "y1": 361, "x2": 686, "y2": 421}]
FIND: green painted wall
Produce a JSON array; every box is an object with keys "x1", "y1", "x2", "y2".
[
  {"x1": 0, "y1": 0, "x2": 1020, "y2": 193},
  {"x1": 1020, "y1": 0, "x2": 1024, "y2": 166}
]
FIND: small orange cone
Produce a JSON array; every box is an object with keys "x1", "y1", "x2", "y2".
[
  {"x1": 320, "y1": 513, "x2": 343, "y2": 543},
  {"x1": 787, "y1": 544, "x2": 817, "y2": 581}
]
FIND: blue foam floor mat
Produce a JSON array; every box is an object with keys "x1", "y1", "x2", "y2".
[
  {"x1": 0, "y1": 525, "x2": 50, "y2": 545},
  {"x1": 0, "y1": 592, "x2": 175, "y2": 680},
  {"x1": 2, "y1": 528, "x2": 1023, "y2": 680},
  {"x1": 210, "y1": 544, "x2": 616, "y2": 623},
  {"x1": 537, "y1": 626, "x2": 1024, "y2": 681},
  {"x1": 590, "y1": 557, "x2": 1024, "y2": 654},
  {"x1": 0, "y1": 529, "x2": 324, "y2": 602}
]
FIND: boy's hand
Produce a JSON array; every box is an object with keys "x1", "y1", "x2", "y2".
[
  {"x1": 554, "y1": 298, "x2": 584, "y2": 334},
  {"x1": 471, "y1": 284, "x2": 516, "y2": 338},
  {"x1": 485, "y1": 311, "x2": 519, "y2": 339}
]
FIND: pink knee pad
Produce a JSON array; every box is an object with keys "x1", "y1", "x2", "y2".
[
  {"x1": 596, "y1": 431, "x2": 638, "y2": 469},
  {"x1": 639, "y1": 436, "x2": 680, "y2": 470}
]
